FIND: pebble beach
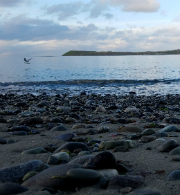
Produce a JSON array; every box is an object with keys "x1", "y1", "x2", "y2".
[{"x1": 1, "y1": 92, "x2": 180, "y2": 195}]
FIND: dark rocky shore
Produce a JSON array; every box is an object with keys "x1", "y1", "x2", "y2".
[{"x1": 1, "y1": 92, "x2": 180, "y2": 194}]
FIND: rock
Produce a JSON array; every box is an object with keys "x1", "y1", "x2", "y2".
[
  {"x1": 153, "y1": 132, "x2": 169, "y2": 137},
  {"x1": 108, "y1": 175, "x2": 144, "y2": 189},
  {"x1": 54, "y1": 142, "x2": 89, "y2": 153},
  {"x1": 163, "y1": 117, "x2": 180, "y2": 124},
  {"x1": 169, "y1": 146, "x2": 180, "y2": 155},
  {"x1": 128, "y1": 188, "x2": 162, "y2": 195},
  {"x1": 72, "y1": 137, "x2": 86, "y2": 142},
  {"x1": 118, "y1": 126, "x2": 143, "y2": 133},
  {"x1": 98, "y1": 169, "x2": 118, "y2": 179},
  {"x1": 22, "y1": 171, "x2": 38, "y2": 182},
  {"x1": 172, "y1": 157, "x2": 180, "y2": 161},
  {"x1": 47, "y1": 156, "x2": 59, "y2": 165},
  {"x1": 50, "y1": 117, "x2": 62, "y2": 123},
  {"x1": 22, "y1": 117, "x2": 43, "y2": 125},
  {"x1": 56, "y1": 106, "x2": 71, "y2": 113},
  {"x1": 167, "y1": 170, "x2": 180, "y2": 180},
  {"x1": 141, "y1": 136, "x2": 156, "y2": 143},
  {"x1": 0, "y1": 182, "x2": 29, "y2": 195},
  {"x1": 142, "y1": 129, "x2": 156, "y2": 135},
  {"x1": 0, "y1": 160, "x2": 44, "y2": 182},
  {"x1": 120, "y1": 187, "x2": 132, "y2": 194},
  {"x1": 83, "y1": 151, "x2": 129, "y2": 172},
  {"x1": 10, "y1": 126, "x2": 30, "y2": 132},
  {"x1": 99, "y1": 176, "x2": 109, "y2": 189},
  {"x1": 54, "y1": 133, "x2": 76, "y2": 141},
  {"x1": 7, "y1": 139, "x2": 15, "y2": 144},
  {"x1": 99, "y1": 140, "x2": 137, "y2": 151},
  {"x1": 113, "y1": 146, "x2": 128, "y2": 152},
  {"x1": 0, "y1": 138, "x2": 7, "y2": 144},
  {"x1": 21, "y1": 163, "x2": 81, "y2": 191},
  {"x1": 65, "y1": 117, "x2": 76, "y2": 123},
  {"x1": 67, "y1": 168, "x2": 101, "y2": 185},
  {"x1": 125, "y1": 106, "x2": 139, "y2": 113},
  {"x1": 98, "y1": 126, "x2": 110, "y2": 133},
  {"x1": 157, "y1": 139, "x2": 178, "y2": 152},
  {"x1": 158, "y1": 125, "x2": 178, "y2": 133},
  {"x1": 52, "y1": 152, "x2": 70, "y2": 161},
  {"x1": 95, "y1": 106, "x2": 106, "y2": 113},
  {"x1": 72, "y1": 124, "x2": 86, "y2": 129},
  {"x1": 68, "y1": 155, "x2": 94, "y2": 165},
  {"x1": 22, "y1": 147, "x2": 47, "y2": 154},
  {"x1": 78, "y1": 151, "x2": 91, "y2": 156},
  {"x1": 50, "y1": 125, "x2": 68, "y2": 131},
  {"x1": 11, "y1": 131, "x2": 27, "y2": 135}
]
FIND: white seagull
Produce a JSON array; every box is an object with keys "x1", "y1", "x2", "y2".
[{"x1": 24, "y1": 58, "x2": 32, "y2": 64}]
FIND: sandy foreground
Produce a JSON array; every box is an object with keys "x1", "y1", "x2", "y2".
[{"x1": 0, "y1": 93, "x2": 180, "y2": 195}]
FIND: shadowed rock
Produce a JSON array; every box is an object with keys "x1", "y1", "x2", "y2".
[
  {"x1": 0, "y1": 160, "x2": 44, "y2": 182},
  {"x1": 0, "y1": 182, "x2": 28, "y2": 195},
  {"x1": 54, "y1": 142, "x2": 89, "y2": 153},
  {"x1": 22, "y1": 163, "x2": 81, "y2": 191}
]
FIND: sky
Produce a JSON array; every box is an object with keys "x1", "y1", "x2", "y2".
[{"x1": 0, "y1": 0, "x2": 180, "y2": 56}]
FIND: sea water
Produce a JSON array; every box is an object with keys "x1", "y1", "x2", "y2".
[{"x1": 0, "y1": 55, "x2": 180, "y2": 96}]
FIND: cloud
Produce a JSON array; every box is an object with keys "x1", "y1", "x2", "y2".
[
  {"x1": 173, "y1": 14, "x2": 180, "y2": 22},
  {"x1": 103, "y1": 13, "x2": 113, "y2": 19},
  {"x1": 43, "y1": 0, "x2": 110, "y2": 20},
  {"x1": 100, "y1": 0, "x2": 160, "y2": 12},
  {"x1": 0, "y1": 15, "x2": 70, "y2": 41},
  {"x1": 0, "y1": 0, "x2": 32, "y2": 7}
]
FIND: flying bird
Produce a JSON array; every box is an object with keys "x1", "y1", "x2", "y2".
[{"x1": 24, "y1": 58, "x2": 32, "y2": 64}]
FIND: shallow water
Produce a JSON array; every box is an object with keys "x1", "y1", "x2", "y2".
[{"x1": 1, "y1": 55, "x2": 180, "y2": 95}]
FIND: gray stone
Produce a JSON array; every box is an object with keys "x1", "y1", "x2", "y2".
[
  {"x1": 99, "y1": 140, "x2": 137, "y2": 151},
  {"x1": 68, "y1": 155, "x2": 94, "y2": 165},
  {"x1": 50, "y1": 125, "x2": 68, "y2": 132},
  {"x1": 157, "y1": 139, "x2": 178, "y2": 152},
  {"x1": 54, "y1": 133, "x2": 76, "y2": 141},
  {"x1": 167, "y1": 170, "x2": 180, "y2": 180},
  {"x1": 56, "y1": 106, "x2": 71, "y2": 113},
  {"x1": 0, "y1": 160, "x2": 44, "y2": 182},
  {"x1": 169, "y1": 146, "x2": 180, "y2": 155},
  {"x1": 78, "y1": 151, "x2": 91, "y2": 156},
  {"x1": 113, "y1": 146, "x2": 128, "y2": 152},
  {"x1": 141, "y1": 136, "x2": 156, "y2": 143},
  {"x1": 83, "y1": 151, "x2": 129, "y2": 172},
  {"x1": 52, "y1": 152, "x2": 70, "y2": 161},
  {"x1": 67, "y1": 168, "x2": 101, "y2": 185},
  {"x1": 158, "y1": 125, "x2": 178, "y2": 133},
  {"x1": 142, "y1": 129, "x2": 156, "y2": 135},
  {"x1": 12, "y1": 131, "x2": 27, "y2": 135},
  {"x1": 47, "y1": 156, "x2": 59, "y2": 165},
  {"x1": 21, "y1": 163, "x2": 81, "y2": 191},
  {"x1": 108, "y1": 175, "x2": 144, "y2": 189},
  {"x1": 22, "y1": 147, "x2": 47, "y2": 154},
  {"x1": 54, "y1": 142, "x2": 89, "y2": 153},
  {"x1": 0, "y1": 182, "x2": 29, "y2": 195},
  {"x1": 10, "y1": 126, "x2": 30, "y2": 132},
  {"x1": 98, "y1": 169, "x2": 118, "y2": 179}
]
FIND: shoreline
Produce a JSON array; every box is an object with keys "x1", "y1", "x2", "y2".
[{"x1": 0, "y1": 92, "x2": 180, "y2": 194}]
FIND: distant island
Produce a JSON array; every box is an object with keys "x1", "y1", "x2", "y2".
[{"x1": 62, "y1": 49, "x2": 180, "y2": 56}]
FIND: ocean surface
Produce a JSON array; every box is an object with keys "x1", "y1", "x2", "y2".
[{"x1": 1, "y1": 55, "x2": 180, "y2": 96}]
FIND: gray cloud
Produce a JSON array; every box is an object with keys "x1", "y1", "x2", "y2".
[
  {"x1": 0, "y1": 15, "x2": 69, "y2": 41},
  {"x1": 43, "y1": 0, "x2": 110, "y2": 20},
  {"x1": 0, "y1": 0, "x2": 32, "y2": 7},
  {"x1": 173, "y1": 15, "x2": 180, "y2": 22},
  {"x1": 103, "y1": 13, "x2": 113, "y2": 19},
  {"x1": 100, "y1": 0, "x2": 160, "y2": 13}
]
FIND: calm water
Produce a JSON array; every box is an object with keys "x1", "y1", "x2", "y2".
[{"x1": 1, "y1": 55, "x2": 180, "y2": 95}]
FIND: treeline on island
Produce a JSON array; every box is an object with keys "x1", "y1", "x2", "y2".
[{"x1": 62, "y1": 49, "x2": 180, "y2": 56}]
